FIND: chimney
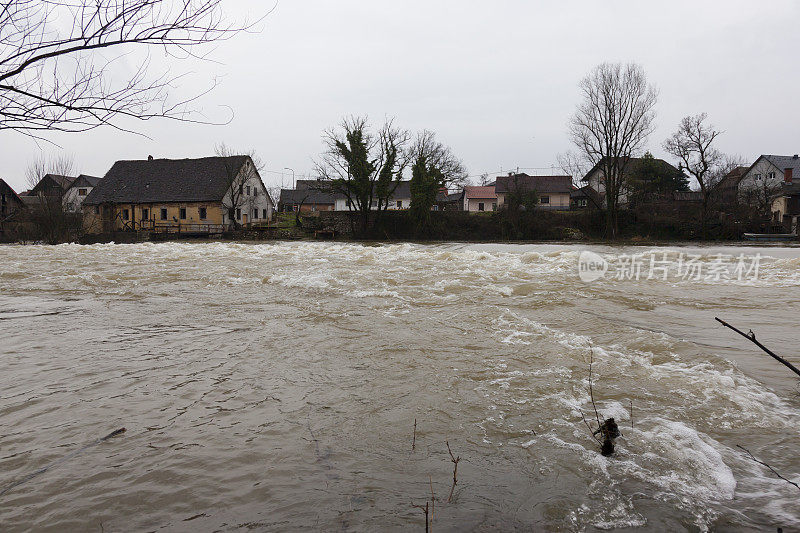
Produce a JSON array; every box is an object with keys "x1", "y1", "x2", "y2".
[
  {"x1": 785, "y1": 168, "x2": 793, "y2": 184},
  {"x1": 148, "y1": 155, "x2": 153, "y2": 161},
  {"x1": 794, "y1": 154, "x2": 799, "y2": 159}
]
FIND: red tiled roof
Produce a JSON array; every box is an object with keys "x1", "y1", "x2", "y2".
[{"x1": 464, "y1": 186, "x2": 497, "y2": 199}]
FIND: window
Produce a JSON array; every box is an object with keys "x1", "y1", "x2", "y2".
[
  {"x1": 768, "y1": 172, "x2": 776, "y2": 180},
  {"x1": 246, "y1": 186, "x2": 251, "y2": 196},
  {"x1": 179, "y1": 208, "x2": 187, "y2": 220},
  {"x1": 540, "y1": 196, "x2": 550, "y2": 204},
  {"x1": 578, "y1": 199, "x2": 588, "y2": 207},
  {"x1": 199, "y1": 207, "x2": 207, "y2": 220},
  {"x1": 397, "y1": 200, "x2": 403, "y2": 208},
  {"x1": 94, "y1": 206, "x2": 100, "y2": 215},
  {"x1": 160, "y1": 208, "x2": 168, "y2": 220},
  {"x1": 754, "y1": 173, "x2": 762, "y2": 180},
  {"x1": 142, "y1": 208, "x2": 149, "y2": 220},
  {"x1": 254, "y1": 189, "x2": 258, "y2": 197},
  {"x1": 236, "y1": 208, "x2": 242, "y2": 220},
  {"x1": 432, "y1": 205, "x2": 439, "y2": 211},
  {"x1": 252, "y1": 209, "x2": 258, "y2": 219},
  {"x1": 492, "y1": 203, "x2": 497, "y2": 211},
  {"x1": 262, "y1": 209, "x2": 267, "y2": 219},
  {"x1": 122, "y1": 209, "x2": 129, "y2": 220},
  {"x1": 478, "y1": 202, "x2": 485, "y2": 211},
  {"x1": 78, "y1": 188, "x2": 87, "y2": 196}
]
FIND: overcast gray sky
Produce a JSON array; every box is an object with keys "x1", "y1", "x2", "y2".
[{"x1": 2, "y1": 0, "x2": 799, "y2": 192}]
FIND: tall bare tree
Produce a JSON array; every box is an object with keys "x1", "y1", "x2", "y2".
[
  {"x1": 0, "y1": 0, "x2": 263, "y2": 137},
  {"x1": 25, "y1": 153, "x2": 79, "y2": 243},
  {"x1": 568, "y1": 63, "x2": 658, "y2": 238},
  {"x1": 407, "y1": 130, "x2": 466, "y2": 227},
  {"x1": 316, "y1": 116, "x2": 409, "y2": 234},
  {"x1": 663, "y1": 113, "x2": 733, "y2": 238}
]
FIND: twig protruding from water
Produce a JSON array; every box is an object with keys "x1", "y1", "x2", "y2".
[
  {"x1": 737, "y1": 444, "x2": 800, "y2": 491},
  {"x1": 446, "y1": 441, "x2": 460, "y2": 503}
]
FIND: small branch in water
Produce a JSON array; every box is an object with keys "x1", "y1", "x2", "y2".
[
  {"x1": 412, "y1": 419, "x2": 417, "y2": 452},
  {"x1": 737, "y1": 445, "x2": 800, "y2": 491},
  {"x1": 715, "y1": 318, "x2": 800, "y2": 378},
  {"x1": 446, "y1": 441, "x2": 460, "y2": 503},
  {"x1": 428, "y1": 474, "x2": 435, "y2": 524},
  {"x1": 411, "y1": 500, "x2": 430, "y2": 532},
  {"x1": 0, "y1": 428, "x2": 126, "y2": 497},
  {"x1": 588, "y1": 345, "x2": 602, "y2": 426},
  {"x1": 629, "y1": 402, "x2": 634, "y2": 430}
]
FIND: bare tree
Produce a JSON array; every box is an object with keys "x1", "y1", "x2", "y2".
[
  {"x1": 663, "y1": 113, "x2": 735, "y2": 238},
  {"x1": 568, "y1": 63, "x2": 658, "y2": 238},
  {"x1": 0, "y1": 0, "x2": 265, "y2": 137},
  {"x1": 316, "y1": 116, "x2": 409, "y2": 234},
  {"x1": 25, "y1": 153, "x2": 79, "y2": 243},
  {"x1": 408, "y1": 130, "x2": 466, "y2": 227},
  {"x1": 215, "y1": 143, "x2": 264, "y2": 230}
]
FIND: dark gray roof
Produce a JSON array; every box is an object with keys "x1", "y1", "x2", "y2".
[
  {"x1": 68, "y1": 174, "x2": 102, "y2": 189},
  {"x1": 495, "y1": 174, "x2": 572, "y2": 194},
  {"x1": 581, "y1": 157, "x2": 681, "y2": 182},
  {"x1": 763, "y1": 155, "x2": 800, "y2": 175},
  {"x1": 280, "y1": 187, "x2": 339, "y2": 205},
  {"x1": 84, "y1": 156, "x2": 250, "y2": 205},
  {"x1": 30, "y1": 174, "x2": 75, "y2": 194}
]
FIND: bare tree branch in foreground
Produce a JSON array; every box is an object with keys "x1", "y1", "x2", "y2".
[
  {"x1": 715, "y1": 318, "x2": 800, "y2": 378},
  {"x1": 0, "y1": 0, "x2": 270, "y2": 138}
]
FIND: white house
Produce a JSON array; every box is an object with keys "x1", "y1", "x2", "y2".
[
  {"x1": 738, "y1": 154, "x2": 799, "y2": 201},
  {"x1": 333, "y1": 181, "x2": 412, "y2": 211},
  {"x1": 463, "y1": 185, "x2": 498, "y2": 212},
  {"x1": 63, "y1": 175, "x2": 102, "y2": 213}
]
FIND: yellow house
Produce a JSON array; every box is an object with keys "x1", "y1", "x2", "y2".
[{"x1": 83, "y1": 155, "x2": 274, "y2": 234}]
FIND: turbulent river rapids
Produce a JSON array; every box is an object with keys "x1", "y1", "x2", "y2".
[{"x1": 1, "y1": 242, "x2": 799, "y2": 531}]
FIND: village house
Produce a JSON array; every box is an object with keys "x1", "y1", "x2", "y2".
[
  {"x1": 738, "y1": 155, "x2": 799, "y2": 214},
  {"x1": 714, "y1": 166, "x2": 749, "y2": 206},
  {"x1": 332, "y1": 181, "x2": 414, "y2": 211},
  {"x1": 570, "y1": 185, "x2": 600, "y2": 209},
  {"x1": 494, "y1": 174, "x2": 573, "y2": 210},
  {"x1": 82, "y1": 155, "x2": 273, "y2": 234},
  {"x1": 581, "y1": 156, "x2": 682, "y2": 206},
  {"x1": 754, "y1": 155, "x2": 800, "y2": 231},
  {"x1": 63, "y1": 175, "x2": 102, "y2": 213},
  {"x1": 278, "y1": 180, "x2": 338, "y2": 212},
  {"x1": 463, "y1": 185, "x2": 498, "y2": 212},
  {"x1": 436, "y1": 189, "x2": 464, "y2": 211},
  {"x1": 0, "y1": 179, "x2": 26, "y2": 237}
]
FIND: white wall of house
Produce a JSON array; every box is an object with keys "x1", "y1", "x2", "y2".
[
  {"x1": 582, "y1": 169, "x2": 630, "y2": 206},
  {"x1": 492, "y1": 192, "x2": 571, "y2": 210},
  {"x1": 63, "y1": 185, "x2": 94, "y2": 212},
  {"x1": 221, "y1": 172, "x2": 274, "y2": 226},
  {"x1": 739, "y1": 158, "x2": 784, "y2": 200},
  {"x1": 465, "y1": 198, "x2": 497, "y2": 212}
]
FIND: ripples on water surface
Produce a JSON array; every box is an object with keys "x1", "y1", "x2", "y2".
[{"x1": 1, "y1": 242, "x2": 799, "y2": 531}]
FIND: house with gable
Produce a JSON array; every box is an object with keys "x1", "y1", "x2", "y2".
[{"x1": 82, "y1": 155, "x2": 273, "y2": 234}]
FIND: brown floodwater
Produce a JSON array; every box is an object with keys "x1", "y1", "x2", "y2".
[{"x1": 1, "y1": 242, "x2": 799, "y2": 532}]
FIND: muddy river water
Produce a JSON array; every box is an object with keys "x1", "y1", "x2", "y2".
[{"x1": 1, "y1": 242, "x2": 799, "y2": 531}]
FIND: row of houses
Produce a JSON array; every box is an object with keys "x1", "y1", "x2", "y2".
[
  {"x1": 2, "y1": 151, "x2": 799, "y2": 238},
  {"x1": 278, "y1": 174, "x2": 598, "y2": 214},
  {"x1": 1, "y1": 155, "x2": 275, "y2": 237}
]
